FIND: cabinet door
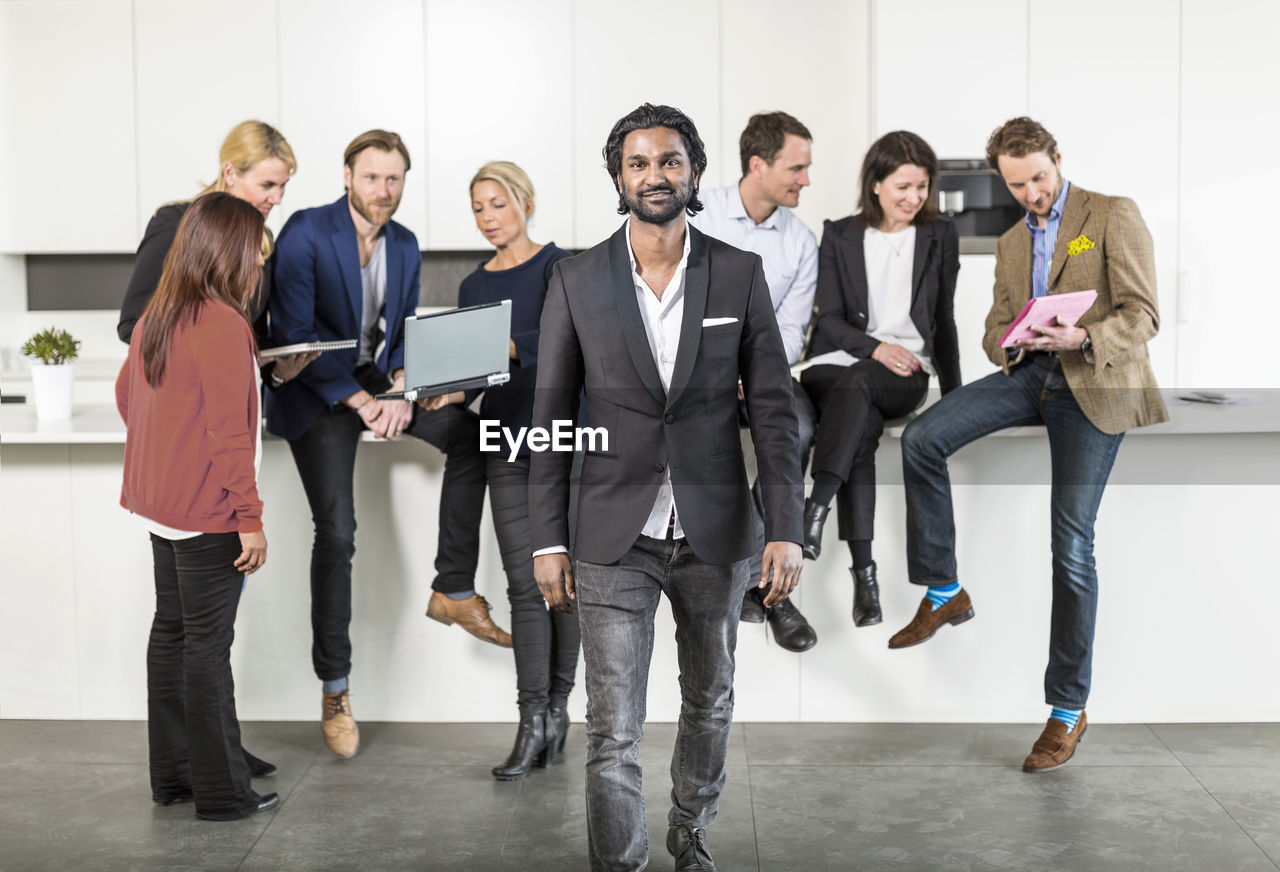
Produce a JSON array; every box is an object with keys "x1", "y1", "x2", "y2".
[
  {"x1": 1179, "y1": 0, "x2": 1280, "y2": 389},
  {"x1": 571, "y1": 0, "x2": 721, "y2": 248},
  {"x1": 277, "y1": 0, "x2": 427, "y2": 243},
  {"x1": 134, "y1": 0, "x2": 281, "y2": 236},
  {"x1": 0, "y1": 0, "x2": 136, "y2": 252},
  {"x1": 424, "y1": 0, "x2": 573, "y2": 251},
  {"x1": 722, "y1": 0, "x2": 870, "y2": 236}
]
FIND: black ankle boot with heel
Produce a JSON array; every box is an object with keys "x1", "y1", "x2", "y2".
[
  {"x1": 492, "y1": 709, "x2": 549, "y2": 781},
  {"x1": 852, "y1": 563, "x2": 882, "y2": 627}
]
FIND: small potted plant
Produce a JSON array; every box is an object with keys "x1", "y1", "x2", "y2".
[{"x1": 21, "y1": 327, "x2": 80, "y2": 420}]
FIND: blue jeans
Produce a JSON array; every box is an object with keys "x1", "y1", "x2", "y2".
[
  {"x1": 900, "y1": 353, "x2": 1124, "y2": 708},
  {"x1": 574, "y1": 536, "x2": 749, "y2": 872}
]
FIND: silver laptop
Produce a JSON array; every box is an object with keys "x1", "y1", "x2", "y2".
[{"x1": 376, "y1": 300, "x2": 512, "y2": 401}]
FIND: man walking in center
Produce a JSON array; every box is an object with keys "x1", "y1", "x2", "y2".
[{"x1": 530, "y1": 103, "x2": 804, "y2": 872}]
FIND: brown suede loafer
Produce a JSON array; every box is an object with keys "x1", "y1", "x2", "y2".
[
  {"x1": 426, "y1": 591, "x2": 513, "y2": 648},
  {"x1": 887, "y1": 589, "x2": 974, "y2": 649},
  {"x1": 1023, "y1": 712, "x2": 1087, "y2": 772}
]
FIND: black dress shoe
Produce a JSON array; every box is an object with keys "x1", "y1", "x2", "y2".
[
  {"x1": 667, "y1": 825, "x2": 716, "y2": 871},
  {"x1": 244, "y1": 749, "x2": 277, "y2": 778},
  {"x1": 852, "y1": 563, "x2": 883, "y2": 627},
  {"x1": 152, "y1": 790, "x2": 193, "y2": 806},
  {"x1": 739, "y1": 586, "x2": 766, "y2": 623},
  {"x1": 765, "y1": 595, "x2": 817, "y2": 652},
  {"x1": 195, "y1": 791, "x2": 279, "y2": 821},
  {"x1": 492, "y1": 709, "x2": 549, "y2": 781},
  {"x1": 801, "y1": 499, "x2": 829, "y2": 560}
]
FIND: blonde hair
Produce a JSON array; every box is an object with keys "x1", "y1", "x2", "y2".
[
  {"x1": 469, "y1": 161, "x2": 535, "y2": 219},
  {"x1": 194, "y1": 120, "x2": 296, "y2": 256}
]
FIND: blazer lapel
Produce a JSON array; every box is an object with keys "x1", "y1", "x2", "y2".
[
  {"x1": 910, "y1": 222, "x2": 935, "y2": 308},
  {"x1": 840, "y1": 222, "x2": 870, "y2": 321},
  {"x1": 609, "y1": 227, "x2": 666, "y2": 407},
  {"x1": 1048, "y1": 185, "x2": 1089, "y2": 292},
  {"x1": 329, "y1": 201, "x2": 364, "y2": 328},
  {"x1": 666, "y1": 225, "x2": 708, "y2": 410}
]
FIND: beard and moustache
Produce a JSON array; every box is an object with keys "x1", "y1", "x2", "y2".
[
  {"x1": 623, "y1": 176, "x2": 695, "y2": 225},
  {"x1": 349, "y1": 187, "x2": 401, "y2": 227}
]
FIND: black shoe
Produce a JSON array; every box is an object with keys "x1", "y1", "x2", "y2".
[
  {"x1": 852, "y1": 563, "x2": 883, "y2": 627},
  {"x1": 195, "y1": 791, "x2": 279, "y2": 821},
  {"x1": 739, "y1": 586, "x2": 766, "y2": 623},
  {"x1": 667, "y1": 825, "x2": 716, "y2": 871},
  {"x1": 801, "y1": 500, "x2": 829, "y2": 560},
  {"x1": 244, "y1": 749, "x2": 277, "y2": 778},
  {"x1": 492, "y1": 710, "x2": 549, "y2": 781},
  {"x1": 544, "y1": 705, "x2": 570, "y2": 765},
  {"x1": 765, "y1": 594, "x2": 817, "y2": 652},
  {"x1": 152, "y1": 790, "x2": 193, "y2": 806}
]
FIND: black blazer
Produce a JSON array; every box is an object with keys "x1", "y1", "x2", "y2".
[
  {"x1": 529, "y1": 223, "x2": 804, "y2": 566},
  {"x1": 808, "y1": 216, "x2": 961, "y2": 394}
]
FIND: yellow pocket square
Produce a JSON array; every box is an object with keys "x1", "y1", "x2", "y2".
[{"x1": 1067, "y1": 235, "x2": 1095, "y2": 256}]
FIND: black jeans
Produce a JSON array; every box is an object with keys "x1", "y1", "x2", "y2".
[
  {"x1": 147, "y1": 531, "x2": 255, "y2": 817},
  {"x1": 486, "y1": 455, "x2": 579, "y2": 715},
  {"x1": 802, "y1": 360, "x2": 928, "y2": 541},
  {"x1": 287, "y1": 366, "x2": 487, "y2": 681}
]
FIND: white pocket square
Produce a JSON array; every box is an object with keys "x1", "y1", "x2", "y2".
[{"x1": 702, "y1": 317, "x2": 738, "y2": 327}]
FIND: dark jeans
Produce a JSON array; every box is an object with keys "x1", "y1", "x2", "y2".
[
  {"x1": 900, "y1": 353, "x2": 1124, "y2": 708},
  {"x1": 803, "y1": 360, "x2": 929, "y2": 541},
  {"x1": 743, "y1": 378, "x2": 816, "y2": 584},
  {"x1": 147, "y1": 531, "x2": 255, "y2": 817},
  {"x1": 287, "y1": 366, "x2": 486, "y2": 681},
  {"x1": 574, "y1": 536, "x2": 748, "y2": 872},
  {"x1": 485, "y1": 455, "x2": 579, "y2": 715}
]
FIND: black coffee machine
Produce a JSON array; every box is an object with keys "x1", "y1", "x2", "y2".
[{"x1": 936, "y1": 159, "x2": 1023, "y2": 237}]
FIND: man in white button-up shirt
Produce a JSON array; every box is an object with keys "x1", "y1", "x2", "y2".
[
  {"x1": 691, "y1": 111, "x2": 820, "y2": 651},
  {"x1": 530, "y1": 104, "x2": 804, "y2": 872}
]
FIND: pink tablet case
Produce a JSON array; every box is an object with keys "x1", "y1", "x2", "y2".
[{"x1": 998, "y1": 290, "x2": 1098, "y2": 347}]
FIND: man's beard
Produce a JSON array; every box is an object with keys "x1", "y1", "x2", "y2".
[
  {"x1": 624, "y1": 180, "x2": 693, "y2": 225},
  {"x1": 349, "y1": 189, "x2": 400, "y2": 226}
]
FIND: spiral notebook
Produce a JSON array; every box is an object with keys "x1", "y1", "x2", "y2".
[{"x1": 258, "y1": 339, "x2": 357, "y2": 359}]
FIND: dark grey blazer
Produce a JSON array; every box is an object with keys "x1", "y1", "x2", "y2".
[
  {"x1": 529, "y1": 223, "x2": 804, "y2": 566},
  {"x1": 808, "y1": 216, "x2": 962, "y2": 394}
]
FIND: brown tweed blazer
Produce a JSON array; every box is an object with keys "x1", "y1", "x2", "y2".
[{"x1": 982, "y1": 184, "x2": 1169, "y2": 435}]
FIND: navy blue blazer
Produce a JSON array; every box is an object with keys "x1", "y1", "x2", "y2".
[{"x1": 265, "y1": 194, "x2": 422, "y2": 440}]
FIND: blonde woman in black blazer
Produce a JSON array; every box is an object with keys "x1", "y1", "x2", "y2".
[{"x1": 800, "y1": 131, "x2": 961, "y2": 627}]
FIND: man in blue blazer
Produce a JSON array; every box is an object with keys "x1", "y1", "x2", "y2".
[{"x1": 267, "y1": 130, "x2": 499, "y2": 759}]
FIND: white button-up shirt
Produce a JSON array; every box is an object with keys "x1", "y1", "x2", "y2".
[{"x1": 690, "y1": 184, "x2": 817, "y2": 365}]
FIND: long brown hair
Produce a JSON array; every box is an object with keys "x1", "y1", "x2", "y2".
[{"x1": 138, "y1": 192, "x2": 264, "y2": 387}]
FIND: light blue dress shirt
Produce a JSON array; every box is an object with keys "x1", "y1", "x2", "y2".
[{"x1": 1026, "y1": 180, "x2": 1070, "y2": 298}]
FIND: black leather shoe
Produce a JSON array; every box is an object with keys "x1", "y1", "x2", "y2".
[
  {"x1": 195, "y1": 791, "x2": 279, "y2": 821},
  {"x1": 667, "y1": 825, "x2": 716, "y2": 871},
  {"x1": 852, "y1": 563, "x2": 883, "y2": 627},
  {"x1": 544, "y1": 705, "x2": 570, "y2": 765},
  {"x1": 244, "y1": 749, "x2": 277, "y2": 778},
  {"x1": 801, "y1": 500, "x2": 829, "y2": 560},
  {"x1": 765, "y1": 594, "x2": 817, "y2": 652},
  {"x1": 739, "y1": 586, "x2": 766, "y2": 623},
  {"x1": 152, "y1": 790, "x2": 193, "y2": 806},
  {"x1": 492, "y1": 710, "x2": 549, "y2": 781}
]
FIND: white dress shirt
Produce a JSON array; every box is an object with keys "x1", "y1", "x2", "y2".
[
  {"x1": 863, "y1": 227, "x2": 933, "y2": 375},
  {"x1": 690, "y1": 184, "x2": 817, "y2": 365}
]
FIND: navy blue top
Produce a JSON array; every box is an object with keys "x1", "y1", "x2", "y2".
[{"x1": 459, "y1": 243, "x2": 573, "y2": 456}]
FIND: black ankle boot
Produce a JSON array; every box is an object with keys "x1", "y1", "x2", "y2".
[
  {"x1": 544, "y1": 705, "x2": 570, "y2": 766},
  {"x1": 492, "y1": 709, "x2": 548, "y2": 781},
  {"x1": 802, "y1": 499, "x2": 830, "y2": 560},
  {"x1": 852, "y1": 563, "x2": 882, "y2": 627}
]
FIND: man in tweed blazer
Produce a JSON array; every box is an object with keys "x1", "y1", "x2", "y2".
[{"x1": 889, "y1": 117, "x2": 1168, "y2": 772}]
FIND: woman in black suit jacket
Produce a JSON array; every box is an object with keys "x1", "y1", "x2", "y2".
[{"x1": 800, "y1": 131, "x2": 961, "y2": 627}]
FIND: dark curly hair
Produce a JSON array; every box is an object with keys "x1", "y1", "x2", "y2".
[{"x1": 603, "y1": 103, "x2": 707, "y2": 216}]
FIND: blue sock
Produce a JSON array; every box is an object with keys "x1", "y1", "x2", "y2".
[
  {"x1": 444, "y1": 589, "x2": 476, "y2": 601},
  {"x1": 925, "y1": 581, "x2": 960, "y2": 612},
  {"x1": 1050, "y1": 706, "x2": 1082, "y2": 731},
  {"x1": 322, "y1": 677, "x2": 348, "y2": 695}
]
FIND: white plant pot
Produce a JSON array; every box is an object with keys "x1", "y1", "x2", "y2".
[{"x1": 30, "y1": 362, "x2": 74, "y2": 420}]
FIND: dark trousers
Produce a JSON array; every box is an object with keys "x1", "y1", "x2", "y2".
[
  {"x1": 287, "y1": 366, "x2": 486, "y2": 681},
  {"x1": 803, "y1": 360, "x2": 929, "y2": 541},
  {"x1": 900, "y1": 353, "x2": 1124, "y2": 707},
  {"x1": 147, "y1": 531, "x2": 255, "y2": 817},
  {"x1": 485, "y1": 454, "x2": 579, "y2": 715},
  {"x1": 743, "y1": 378, "x2": 816, "y2": 582},
  {"x1": 574, "y1": 536, "x2": 748, "y2": 872}
]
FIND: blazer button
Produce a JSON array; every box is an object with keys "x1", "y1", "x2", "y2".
[
  {"x1": 654, "y1": 463, "x2": 665, "y2": 473},
  {"x1": 664, "y1": 413, "x2": 675, "y2": 424}
]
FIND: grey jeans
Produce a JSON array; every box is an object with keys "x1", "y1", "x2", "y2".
[{"x1": 575, "y1": 534, "x2": 749, "y2": 872}]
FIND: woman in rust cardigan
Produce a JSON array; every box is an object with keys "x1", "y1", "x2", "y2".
[{"x1": 116, "y1": 193, "x2": 279, "y2": 822}]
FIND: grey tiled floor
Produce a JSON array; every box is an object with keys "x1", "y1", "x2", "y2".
[{"x1": 1, "y1": 720, "x2": 1277, "y2": 871}]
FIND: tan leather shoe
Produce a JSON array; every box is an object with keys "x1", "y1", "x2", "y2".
[
  {"x1": 887, "y1": 588, "x2": 974, "y2": 649},
  {"x1": 1023, "y1": 712, "x2": 1087, "y2": 772},
  {"x1": 321, "y1": 689, "x2": 359, "y2": 759},
  {"x1": 426, "y1": 591, "x2": 513, "y2": 648}
]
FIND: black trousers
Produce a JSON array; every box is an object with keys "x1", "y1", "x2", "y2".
[
  {"x1": 802, "y1": 360, "x2": 928, "y2": 541},
  {"x1": 287, "y1": 365, "x2": 487, "y2": 681},
  {"x1": 486, "y1": 454, "x2": 579, "y2": 715},
  {"x1": 147, "y1": 531, "x2": 255, "y2": 817}
]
